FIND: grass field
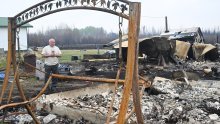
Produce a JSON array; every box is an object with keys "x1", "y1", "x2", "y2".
[
  {"x1": 35, "y1": 49, "x2": 109, "y2": 62},
  {"x1": 59, "y1": 49, "x2": 108, "y2": 62},
  {"x1": 0, "y1": 49, "x2": 109, "y2": 68}
]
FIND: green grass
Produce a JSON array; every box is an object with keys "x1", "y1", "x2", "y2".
[
  {"x1": 0, "y1": 49, "x2": 108, "y2": 69},
  {"x1": 60, "y1": 49, "x2": 108, "y2": 62},
  {"x1": 0, "y1": 57, "x2": 6, "y2": 69}
]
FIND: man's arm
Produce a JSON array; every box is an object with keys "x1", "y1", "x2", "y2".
[
  {"x1": 41, "y1": 47, "x2": 48, "y2": 58},
  {"x1": 55, "y1": 47, "x2": 62, "y2": 57}
]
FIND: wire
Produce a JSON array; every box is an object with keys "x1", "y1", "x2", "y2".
[{"x1": 141, "y1": 16, "x2": 164, "y2": 19}]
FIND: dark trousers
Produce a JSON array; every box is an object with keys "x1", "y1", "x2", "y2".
[{"x1": 44, "y1": 64, "x2": 58, "y2": 89}]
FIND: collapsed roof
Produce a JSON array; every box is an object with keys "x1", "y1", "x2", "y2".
[{"x1": 160, "y1": 27, "x2": 205, "y2": 43}]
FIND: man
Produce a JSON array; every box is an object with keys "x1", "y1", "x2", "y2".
[{"x1": 42, "y1": 38, "x2": 62, "y2": 91}]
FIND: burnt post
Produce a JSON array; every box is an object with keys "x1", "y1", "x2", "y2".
[
  {"x1": 117, "y1": 2, "x2": 143, "y2": 124},
  {"x1": 165, "y1": 16, "x2": 169, "y2": 33}
]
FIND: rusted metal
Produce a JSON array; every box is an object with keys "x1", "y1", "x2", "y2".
[
  {"x1": 125, "y1": 83, "x2": 147, "y2": 123},
  {"x1": 10, "y1": 18, "x2": 40, "y2": 124},
  {"x1": 0, "y1": 18, "x2": 13, "y2": 105},
  {"x1": 24, "y1": 62, "x2": 47, "y2": 74},
  {"x1": 130, "y1": 2, "x2": 144, "y2": 123},
  {"x1": 106, "y1": 20, "x2": 123, "y2": 123},
  {"x1": 0, "y1": 76, "x2": 52, "y2": 110},
  {"x1": 117, "y1": 2, "x2": 142, "y2": 124},
  {"x1": 24, "y1": 62, "x2": 150, "y2": 86},
  {"x1": 106, "y1": 65, "x2": 122, "y2": 124},
  {"x1": 7, "y1": 64, "x2": 19, "y2": 103},
  {"x1": 52, "y1": 74, "x2": 126, "y2": 84}
]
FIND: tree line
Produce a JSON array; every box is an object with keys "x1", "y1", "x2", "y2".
[
  {"x1": 28, "y1": 26, "x2": 118, "y2": 49},
  {"x1": 203, "y1": 27, "x2": 220, "y2": 44},
  {"x1": 28, "y1": 25, "x2": 220, "y2": 49}
]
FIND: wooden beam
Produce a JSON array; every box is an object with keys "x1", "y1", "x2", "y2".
[{"x1": 117, "y1": 2, "x2": 142, "y2": 124}]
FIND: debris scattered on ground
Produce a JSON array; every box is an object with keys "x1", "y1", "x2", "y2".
[
  {"x1": 31, "y1": 76, "x2": 220, "y2": 123},
  {"x1": 1, "y1": 59, "x2": 220, "y2": 123}
]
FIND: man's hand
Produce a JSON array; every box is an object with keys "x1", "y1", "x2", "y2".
[
  {"x1": 43, "y1": 54, "x2": 61, "y2": 58},
  {"x1": 55, "y1": 53, "x2": 61, "y2": 57}
]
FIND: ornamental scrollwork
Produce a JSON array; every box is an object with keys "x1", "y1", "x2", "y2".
[{"x1": 15, "y1": 0, "x2": 129, "y2": 26}]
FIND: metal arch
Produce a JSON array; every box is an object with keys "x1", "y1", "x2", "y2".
[{"x1": 14, "y1": 0, "x2": 130, "y2": 28}]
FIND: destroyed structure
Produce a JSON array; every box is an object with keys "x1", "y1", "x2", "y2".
[{"x1": 106, "y1": 27, "x2": 219, "y2": 66}]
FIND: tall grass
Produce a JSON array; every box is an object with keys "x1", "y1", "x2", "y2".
[{"x1": 0, "y1": 56, "x2": 6, "y2": 69}]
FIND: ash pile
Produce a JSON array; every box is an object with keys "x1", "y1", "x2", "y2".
[
  {"x1": 34, "y1": 76, "x2": 220, "y2": 124},
  {"x1": 2, "y1": 112, "x2": 75, "y2": 124}
]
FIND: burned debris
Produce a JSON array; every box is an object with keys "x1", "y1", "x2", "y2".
[{"x1": 105, "y1": 27, "x2": 219, "y2": 66}]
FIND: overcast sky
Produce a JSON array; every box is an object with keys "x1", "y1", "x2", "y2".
[{"x1": 0, "y1": 0, "x2": 220, "y2": 33}]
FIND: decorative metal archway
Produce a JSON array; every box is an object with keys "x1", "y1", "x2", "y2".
[
  {"x1": 0, "y1": 0, "x2": 142, "y2": 123},
  {"x1": 15, "y1": 0, "x2": 130, "y2": 28}
]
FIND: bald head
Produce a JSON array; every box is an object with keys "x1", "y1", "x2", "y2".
[{"x1": 49, "y1": 38, "x2": 55, "y2": 47}]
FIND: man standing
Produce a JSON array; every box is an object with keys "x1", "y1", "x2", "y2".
[{"x1": 42, "y1": 38, "x2": 62, "y2": 91}]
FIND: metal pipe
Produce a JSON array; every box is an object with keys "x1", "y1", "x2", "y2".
[
  {"x1": 117, "y1": 2, "x2": 143, "y2": 124},
  {"x1": 125, "y1": 83, "x2": 146, "y2": 123},
  {"x1": 0, "y1": 76, "x2": 52, "y2": 110},
  {"x1": 10, "y1": 18, "x2": 40, "y2": 124},
  {"x1": 106, "y1": 65, "x2": 122, "y2": 124},
  {"x1": 52, "y1": 74, "x2": 125, "y2": 84},
  {"x1": 7, "y1": 64, "x2": 19, "y2": 103},
  {"x1": 0, "y1": 18, "x2": 13, "y2": 105}
]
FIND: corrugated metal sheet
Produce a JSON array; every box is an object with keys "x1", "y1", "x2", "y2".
[
  {"x1": 160, "y1": 27, "x2": 204, "y2": 43},
  {"x1": 175, "y1": 40, "x2": 191, "y2": 60},
  {"x1": 113, "y1": 37, "x2": 152, "y2": 48},
  {"x1": 104, "y1": 35, "x2": 128, "y2": 47},
  {"x1": 193, "y1": 43, "x2": 216, "y2": 60}
]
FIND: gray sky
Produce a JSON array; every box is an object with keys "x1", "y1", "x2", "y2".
[{"x1": 0, "y1": 0, "x2": 220, "y2": 33}]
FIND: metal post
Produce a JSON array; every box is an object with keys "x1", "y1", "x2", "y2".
[
  {"x1": 0, "y1": 18, "x2": 13, "y2": 104},
  {"x1": 10, "y1": 18, "x2": 40, "y2": 124},
  {"x1": 117, "y1": 2, "x2": 143, "y2": 124},
  {"x1": 165, "y1": 16, "x2": 169, "y2": 33}
]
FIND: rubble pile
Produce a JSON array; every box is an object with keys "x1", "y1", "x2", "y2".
[
  {"x1": 3, "y1": 112, "x2": 90, "y2": 124},
  {"x1": 186, "y1": 61, "x2": 220, "y2": 71},
  {"x1": 33, "y1": 77, "x2": 220, "y2": 123},
  {"x1": 37, "y1": 86, "x2": 126, "y2": 120},
  {"x1": 2, "y1": 61, "x2": 220, "y2": 123}
]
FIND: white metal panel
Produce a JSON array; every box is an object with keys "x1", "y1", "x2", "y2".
[
  {"x1": 0, "y1": 27, "x2": 28, "y2": 51},
  {"x1": 0, "y1": 28, "x2": 8, "y2": 51},
  {"x1": 18, "y1": 28, "x2": 28, "y2": 50}
]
